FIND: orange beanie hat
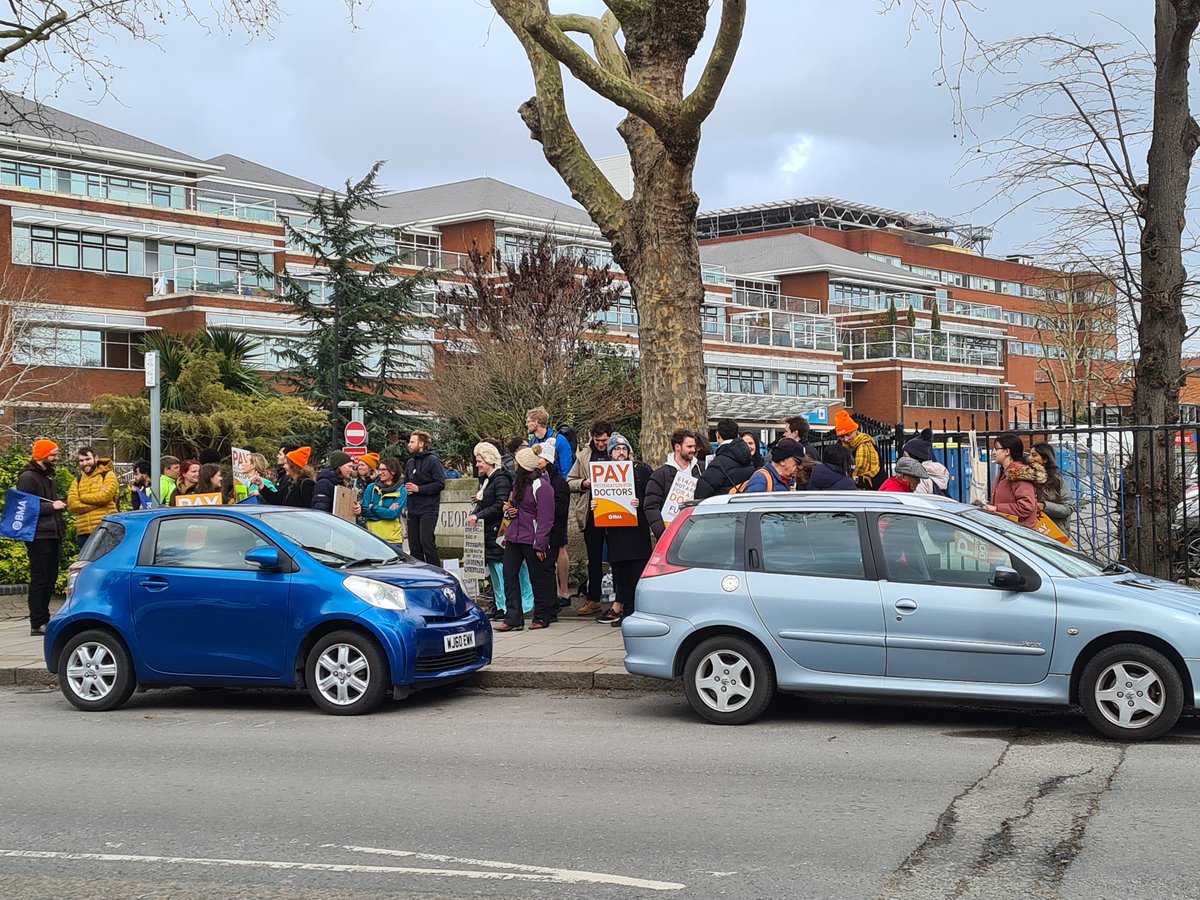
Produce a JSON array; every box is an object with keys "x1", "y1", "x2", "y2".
[
  {"x1": 32, "y1": 439, "x2": 58, "y2": 461},
  {"x1": 286, "y1": 446, "x2": 312, "y2": 468},
  {"x1": 359, "y1": 452, "x2": 379, "y2": 470},
  {"x1": 834, "y1": 410, "x2": 858, "y2": 437}
]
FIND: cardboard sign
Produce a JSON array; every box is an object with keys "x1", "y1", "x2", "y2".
[
  {"x1": 174, "y1": 492, "x2": 222, "y2": 507},
  {"x1": 231, "y1": 447, "x2": 253, "y2": 486},
  {"x1": 463, "y1": 521, "x2": 487, "y2": 579},
  {"x1": 661, "y1": 469, "x2": 698, "y2": 525},
  {"x1": 591, "y1": 461, "x2": 637, "y2": 527},
  {"x1": 333, "y1": 485, "x2": 358, "y2": 523}
]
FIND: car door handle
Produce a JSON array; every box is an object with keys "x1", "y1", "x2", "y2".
[
  {"x1": 138, "y1": 577, "x2": 169, "y2": 591},
  {"x1": 894, "y1": 598, "x2": 918, "y2": 612}
]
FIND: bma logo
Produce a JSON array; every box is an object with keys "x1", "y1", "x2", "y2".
[{"x1": 10, "y1": 496, "x2": 29, "y2": 531}]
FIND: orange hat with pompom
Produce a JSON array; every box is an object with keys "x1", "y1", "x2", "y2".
[
  {"x1": 32, "y1": 439, "x2": 58, "y2": 461},
  {"x1": 834, "y1": 410, "x2": 858, "y2": 437},
  {"x1": 286, "y1": 446, "x2": 312, "y2": 468}
]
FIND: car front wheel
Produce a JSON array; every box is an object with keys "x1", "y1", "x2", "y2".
[
  {"x1": 58, "y1": 629, "x2": 137, "y2": 712},
  {"x1": 305, "y1": 630, "x2": 388, "y2": 716},
  {"x1": 682, "y1": 635, "x2": 775, "y2": 725},
  {"x1": 1079, "y1": 643, "x2": 1184, "y2": 741}
]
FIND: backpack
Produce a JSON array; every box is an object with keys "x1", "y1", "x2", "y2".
[
  {"x1": 730, "y1": 467, "x2": 775, "y2": 494},
  {"x1": 556, "y1": 423, "x2": 579, "y2": 453}
]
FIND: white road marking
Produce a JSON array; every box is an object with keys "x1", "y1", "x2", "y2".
[
  {"x1": 335, "y1": 843, "x2": 685, "y2": 890},
  {"x1": 0, "y1": 848, "x2": 685, "y2": 891}
]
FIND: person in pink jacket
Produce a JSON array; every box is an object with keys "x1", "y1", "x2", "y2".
[
  {"x1": 984, "y1": 432, "x2": 1039, "y2": 528},
  {"x1": 494, "y1": 446, "x2": 559, "y2": 632}
]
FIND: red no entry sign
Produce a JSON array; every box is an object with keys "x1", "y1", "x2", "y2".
[{"x1": 344, "y1": 420, "x2": 368, "y2": 447}]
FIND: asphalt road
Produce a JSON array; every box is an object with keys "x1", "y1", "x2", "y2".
[{"x1": 1, "y1": 684, "x2": 1199, "y2": 899}]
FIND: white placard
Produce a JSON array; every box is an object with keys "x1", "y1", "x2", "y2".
[
  {"x1": 231, "y1": 447, "x2": 252, "y2": 486},
  {"x1": 463, "y1": 521, "x2": 487, "y2": 580},
  {"x1": 661, "y1": 469, "x2": 698, "y2": 525}
]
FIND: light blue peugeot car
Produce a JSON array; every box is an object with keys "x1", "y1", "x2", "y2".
[{"x1": 624, "y1": 492, "x2": 1200, "y2": 740}]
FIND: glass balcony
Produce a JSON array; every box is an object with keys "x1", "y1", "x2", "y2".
[
  {"x1": 702, "y1": 263, "x2": 727, "y2": 284},
  {"x1": 840, "y1": 325, "x2": 1002, "y2": 366},
  {"x1": 151, "y1": 265, "x2": 273, "y2": 298},
  {"x1": 828, "y1": 290, "x2": 927, "y2": 315},
  {"x1": 936, "y1": 297, "x2": 1004, "y2": 321},
  {"x1": 730, "y1": 286, "x2": 821, "y2": 315}
]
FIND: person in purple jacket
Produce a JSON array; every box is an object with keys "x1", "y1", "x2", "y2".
[{"x1": 494, "y1": 446, "x2": 559, "y2": 632}]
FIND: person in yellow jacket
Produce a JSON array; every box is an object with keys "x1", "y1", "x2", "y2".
[
  {"x1": 66, "y1": 446, "x2": 119, "y2": 549},
  {"x1": 834, "y1": 410, "x2": 881, "y2": 490}
]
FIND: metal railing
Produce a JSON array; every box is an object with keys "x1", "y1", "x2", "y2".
[
  {"x1": 192, "y1": 188, "x2": 277, "y2": 222},
  {"x1": 710, "y1": 310, "x2": 838, "y2": 352},
  {"x1": 150, "y1": 265, "x2": 274, "y2": 297},
  {"x1": 702, "y1": 264, "x2": 727, "y2": 285},
  {"x1": 936, "y1": 297, "x2": 1004, "y2": 321},
  {"x1": 828, "y1": 292, "x2": 928, "y2": 315},
  {"x1": 730, "y1": 286, "x2": 821, "y2": 315},
  {"x1": 840, "y1": 325, "x2": 1002, "y2": 366},
  {"x1": 395, "y1": 242, "x2": 475, "y2": 271}
]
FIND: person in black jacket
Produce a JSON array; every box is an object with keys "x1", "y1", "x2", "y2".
[
  {"x1": 534, "y1": 441, "x2": 572, "y2": 612},
  {"x1": 645, "y1": 429, "x2": 701, "y2": 538},
  {"x1": 694, "y1": 418, "x2": 755, "y2": 499},
  {"x1": 403, "y1": 430, "x2": 446, "y2": 566},
  {"x1": 804, "y1": 444, "x2": 858, "y2": 491},
  {"x1": 279, "y1": 447, "x2": 316, "y2": 508},
  {"x1": 312, "y1": 451, "x2": 357, "y2": 514},
  {"x1": 17, "y1": 439, "x2": 67, "y2": 636},
  {"x1": 593, "y1": 433, "x2": 653, "y2": 625}
]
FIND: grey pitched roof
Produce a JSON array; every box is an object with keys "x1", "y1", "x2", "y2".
[
  {"x1": 0, "y1": 92, "x2": 204, "y2": 163},
  {"x1": 372, "y1": 177, "x2": 597, "y2": 229},
  {"x1": 203, "y1": 154, "x2": 329, "y2": 195},
  {"x1": 700, "y1": 231, "x2": 937, "y2": 286}
]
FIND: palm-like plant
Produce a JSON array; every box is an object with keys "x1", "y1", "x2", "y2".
[{"x1": 140, "y1": 328, "x2": 270, "y2": 410}]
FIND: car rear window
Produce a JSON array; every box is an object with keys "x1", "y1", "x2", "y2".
[
  {"x1": 669, "y1": 513, "x2": 744, "y2": 570},
  {"x1": 79, "y1": 521, "x2": 125, "y2": 563}
]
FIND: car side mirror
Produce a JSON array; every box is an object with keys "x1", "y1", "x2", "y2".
[
  {"x1": 991, "y1": 566, "x2": 1027, "y2": 590},
  {"x1": 244, "y1": 546, "x2": 282, "y2": 570}
]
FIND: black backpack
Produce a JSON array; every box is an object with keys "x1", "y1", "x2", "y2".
[{"x1": 556, "y1": 423, "x2": 579, "y2": 453}]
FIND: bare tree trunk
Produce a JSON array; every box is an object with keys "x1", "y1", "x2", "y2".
[{"x1": 1127, "y1": 0, "x2": 1200, "y2": 576}]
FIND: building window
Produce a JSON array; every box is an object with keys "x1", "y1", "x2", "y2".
[
  {"x1": 398, "y1": 231, "x2": 440, "y2": 267},
  {"x1": 865, "y1": 252, "x2": 902, "y2": 267},
  {"x1": 13, "y1": 327, "x2": 145, "y2": 370},
  {"x1": 13, "y1": 224, "x2": 145, "y2": 277},
  {"x1": 12, "y1": 408, "x2": 111, "y2": 456},
  {"x1": 706, "y1": 366, "x2": 834, "y2": 398},
  {"x1": 903, "y1": 380, "x2": 1000, "y2": 411},
  {"x1": 599, "y1": 295, "x2": 638, "y2": 329},
  {"x1": 701, "y1": 304, "x2": 724, "y2": 335}
]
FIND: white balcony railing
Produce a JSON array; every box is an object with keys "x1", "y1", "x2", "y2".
[
  {"x1": 730, "y1": 287, "x2": 821, "y2": 315},
  {"x1": 151, "y1": 266, "x2": 273, "y2": 298},
  {"x1": 936, "y1": 297, "x2": 1004, "y2": 321},
  {"x1": 840, "y1": 325, "x2": 1002, "y2": 367}
]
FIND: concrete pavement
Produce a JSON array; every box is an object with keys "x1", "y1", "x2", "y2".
[{"x1": 0, "y1": 597, "x2": 653, "y2": 690}]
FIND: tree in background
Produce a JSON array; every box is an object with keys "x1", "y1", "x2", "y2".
[
  {"x1": 139, "y1": 328, "x2": 269, "y2": 412},
  {"x1": 425, "y1": 236, "x2": 641, "y2": 448},
  {"x1": 484, "y1": 1, "x2": 746, "y2": 461},
  {"x1": 272, "y1": 163, "x2": 430, "y2": 452}
]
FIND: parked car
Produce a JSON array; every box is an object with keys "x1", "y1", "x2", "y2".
[
  {"x1": 624, "y1": 492, "x2": 1200, "y2": 740},
  {"x1": 45, "y1": 507, "x2": 491, "y2": 715}
]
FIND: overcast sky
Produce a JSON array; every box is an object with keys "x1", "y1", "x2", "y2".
[{"x1": 37, "y1": 0, "x2": 1142, "y2": 256}]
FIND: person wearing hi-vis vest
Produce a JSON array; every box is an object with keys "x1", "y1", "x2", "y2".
[{"x1": 17, "y1": 439, "x2": 66, "y2": 636}]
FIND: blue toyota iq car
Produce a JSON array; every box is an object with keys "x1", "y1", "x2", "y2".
[
  {"x1": 624, "y1": 492, "x2": 1200, "y2": 740},
  {"x1": 45, "y1": 507, "x2": 491, "y2": 715}
]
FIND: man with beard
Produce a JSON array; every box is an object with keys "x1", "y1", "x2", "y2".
[
  {"x1": 17, "y1": 440, "x2": 67, "y2": 636},
  {"x1": 66, "y1": 446, "x2": 119, "y2": 550}
]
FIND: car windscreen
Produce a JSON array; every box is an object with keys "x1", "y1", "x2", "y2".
[
  {"x1": 256, "y1": 512, "x2": 400, "y2": 567},
  {"x1": 963, "y1": 510, "x2": 1107, "y2": 577}
]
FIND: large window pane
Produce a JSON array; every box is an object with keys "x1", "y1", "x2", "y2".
[{"x1": 877, "y1": 515, "x2": 1012, "y2": 587}]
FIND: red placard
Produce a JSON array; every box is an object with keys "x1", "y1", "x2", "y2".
[
  {"x1": 344, "y1": 420, "x2": 368, "y2": 447},
  {"x1": 343, "y1": 446, "x2": 367, "y2": 459}
]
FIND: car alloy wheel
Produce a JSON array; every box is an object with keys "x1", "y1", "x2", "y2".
[
  {"x1": 1079, "y1": 643, "x2": 1183, "y2": 741},
  {"x1": 57, "y1": 629, "x2": 137, "y2": 712},
  {"x1": 694, "y1": 649, "x2": 755, "y2": 714},
  {"x1": 315, "y1": 643, "x2": 371, "y2": 707},
  {"x1": 1092, "y1": 661, "x2": 1166, "y2": 730},
  {"x1": 66, "y1": 642, "x2": 118, "y2": 701},
  {"x1": 305, "y1": 630, "x2": 388, "y2": 716},
  {"x1": 682, "y1": 635, "x2": 775, "y2": 726}
]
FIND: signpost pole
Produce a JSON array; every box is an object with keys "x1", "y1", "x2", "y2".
[{"x1": 146, "y1": 351, "x2": 161, "y2": 504}]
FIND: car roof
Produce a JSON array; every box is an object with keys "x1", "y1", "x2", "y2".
[
  {"x1": 691, "y1": 492, "x2": 973, "y2": 515},
  {"x1": 105, "y1": 507, "x2": 331, "y2": 524}
]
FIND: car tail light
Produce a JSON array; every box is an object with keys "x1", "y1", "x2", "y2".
[
  {"x1": 66, "y1": 561, "x2": 87, "y2": 599},
  {"x1": 642, "y1": 506, "x2": 694, "y2": 579}
]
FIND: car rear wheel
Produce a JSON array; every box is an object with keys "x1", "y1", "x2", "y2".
[
  {"x1": 1079, "y1": 643, "x2": 1183, "y2": 741},
  {"x1": 305, "y1": 630, "x2": 388, "y2": 716},
  {"x1": 58, "y1": 629, "x2": 136, "y2": 712},
  {"x1": 682, "y1": 635, "x2": 775, "y2": 725}
]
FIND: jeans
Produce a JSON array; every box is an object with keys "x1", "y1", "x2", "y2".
[
  {"x1": 407, "y1": 513, "x2": 440, "y2": 567},
  {"x1": 488, "y1": 560, "x2": 533, "y2": 613},
  {"x1": 25, "y1": 539, "x2": 60, "y2": 629}
]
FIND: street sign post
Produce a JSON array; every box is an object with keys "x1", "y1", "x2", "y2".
[
  {"x1": 146, "y1": 351, "x2": 161, "y2": 504},
  {"x1": 344, "y1": 420, "x2": 367, "y2": 447}
]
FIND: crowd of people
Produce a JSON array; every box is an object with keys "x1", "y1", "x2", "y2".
[{"x1": 11, "y1": 407, "x2": 1073, "y2": 638}]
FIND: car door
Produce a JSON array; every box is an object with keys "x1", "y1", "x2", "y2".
[
  {"x1": 745, "y1": 510, "x2": 886, "y2": 675},
  {"x1": 131, "y1": 514, "x2": 291, "y2": 678},
  {"x1": 872, "y1": 513, "x2": 1056, "y2": 684}
]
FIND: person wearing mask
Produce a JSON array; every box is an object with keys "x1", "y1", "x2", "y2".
[
  {"x1": 984, "y1": 433, "x2": 1039, "y2": 528},
  {"x1": 740, "y1": 438, "x2": 806, "y2": 493},
  {"x1": 404, "y1": 430, "x2": 446, "y2": 566},
  {"x1": 494, "y1": 446, "x2": 557, "y2": 632},
  {"x1": 17, "y1": 439, "x2": 66, "y2": 636},
  {"x1": 1031, "y1": 442, "x2": 1075, "y2": 532},
  {"x1": 130, "y1": 460, "x2": 156, "y2": 509},
  {"x1": 525, "y1": 405, "x2": 573, "y2": 479},
  {"x1": 804, "y1": 444, "x2": 859, "y2": 491},
  {"x1": 281, "y1": 447, "x2": 316, "y2": 508},
  {"x1": 694, "y1": 418, "x2": 755, "y2": 499},
  {"x1": 592, "y1": 433, "x2": 653, "y2": 625},
  {"x1": 741, "y1": 432, "x2": 765, "y2": 470},
  {"x1": 313, "y1": 451, "x2": 359, "y2": 515},
  {"x1": 168, "y1": 459, "x2": 201, "y2": 505},
  {"x1": 533, "y1": 441, "x2": 572, "y2": 613},
  {"x1": 879, "y1": 457, "x2": 932, "y2": 493},
  {"x1": 468, "y1": 442, "x2": 531, "y2": 622},
  {"x1": 362, "y1": 458, "x2": 407, "y2": 545},
  {"x1": 159, "y1": 455, "x2": 181, "y2": 506},
  {"x1": 66, "y1": 446, "x2": 119, "y2": 549},
  {"x1": 902, "y1": 430, "x2": 950, "y2": 496},
  {"x1": 645, "y1": 429, "x2": 701, "y2": 539},
  {"x1": 567, "y1": 420, "x2": 613, "y2": 616},
  {"x1": 834, "y1": 410, "x2": 881, "y2": 490}
]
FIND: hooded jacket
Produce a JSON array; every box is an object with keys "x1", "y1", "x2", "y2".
[
  {"x1": 567, "y1": 440, "x2": 611, "y2": 530},
  {"x1": 992, "y1": 461, "x2": 1039, "y2": 528},
  {"x1": 804, "y1": 463, "x2": 858, "y2": 492},
  {"x1": 16, "y1": 460, "x2": 65, "y2": 541},
  {"x1": 66, "y1": 458, "x2": 119, "y2": 535},
  {"x1": 529, "y1": 428, "x2": 574, "y2": 480},
  {"x1": 362, "y1": 479, "x2": 408, "y2": 543},
  {"x1": 404, "y1": 448, "x2": 446, "y2": 517},
  {"x1": 645, "y1": 454, "x2": 702, "y2": 538},
  {"x1": 694, "y1": 440, "x2": 754, "y2": 500},
  {"x1": 914, "y1": 460, "x2": 951, "y2": 496},
  {"x1": 311, "y1": 468, "x2": 345, "y2": 514}
]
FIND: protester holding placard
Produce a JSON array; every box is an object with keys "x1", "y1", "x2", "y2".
[
  {"x1": 567, "y1": 421, "x2": 612, "y2": 617},
  {"x1": 591, "y1": 433, "x2": 653, "y2": 626},
  {"x1": 494, "y1": 446, "x2": 558, "y2": 632},
  {"x1": 15, "y1": 439, "x2": 66, "y2": 636},
  {"x1": 645, "y1": 429, "x2": 701, "y2": 539}
]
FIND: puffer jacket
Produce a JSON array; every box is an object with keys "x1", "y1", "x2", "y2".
[
  {"x1": 66, "y1": 458, "x2": 119, "y2": 535},
  {"x1": 694, "y1": 440, "x2": 754, "y2": 499},
  {"x1": 311, "y1": 468, "x2": 344, "y2": 514},
  {"x1": 15, "y1": 460, "x2": 65, "y2": 541},
  {"x1": 804, "y1": 463, "x2": 857, "y2": 491},
  {"x1": 847, "y1": 433, "x2": 881, "y2": 485},
  {"x1": 914, "y1": 460, "x2": 951, "y2": 496},
  {"x1": 473, "y1": 468, "x2": 514, "y2": 564},
  {"x1": 505, "y1": 471, "x2": 555, "y2": 552},
  {"x1": 992, "y1": 461, "x2": 1039, "y2": 528}
]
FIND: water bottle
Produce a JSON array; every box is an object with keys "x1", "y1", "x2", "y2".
[{"x1": 601, "y1": 572, "x2": 614, "y2": 603}]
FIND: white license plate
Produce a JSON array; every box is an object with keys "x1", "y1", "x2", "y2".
[{"x1": 444, "y1": 631, "x2": 476, "y2": 653}]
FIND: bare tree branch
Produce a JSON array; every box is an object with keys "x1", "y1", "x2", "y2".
[{"x1": 679, "y1": 0, "x2": 746, "y2": 130}]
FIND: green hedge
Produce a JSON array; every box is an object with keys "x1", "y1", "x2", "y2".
[{"x1": 0, "y1": 446, "x2": 79, "y2": 593}]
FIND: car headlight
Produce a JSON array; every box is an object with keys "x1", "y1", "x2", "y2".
[{"x1": 343, "y1": 575, "x2": 408, "y2": 611}]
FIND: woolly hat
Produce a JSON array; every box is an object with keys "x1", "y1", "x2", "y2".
[
  {"x1": 198, "y1": 448, "x2": 221, "y2": 465},
  {"x1": 329, "y1": 451, "x2": 353, "y2": 469},
  {"x1": 770, "y1": 438, "x2": 806, "y2": 464},
  {"x1": 473, "y1": 442, "x2": 502, "y2": 469},
  {"x1": 515, "y1": 446, "x2": 540, "y2": 472},
  {"x1": 359, "y1": 452, "x2": 380, "y2": 471},
  {"x1": 895, "y1": 457, "x2": 931, "y2": 480},
  {"x1": 286, "y1": 446, "x2": 311, "y2": 468},
  {"x1": 608, "y1": 432, "x2": 632, "y2": 455},
  {"x1": 834, "y1": 410, "x2": 859, "y2": 437},
  {"x1": 534, "y1": 439, "x2": 556, "y2": 465},
  {"x1": 31, "y1": 439, "x2": 58, "y2": 462},
  {"x1": 903, "y1": 435, "x2": 934, "y2": 463}
]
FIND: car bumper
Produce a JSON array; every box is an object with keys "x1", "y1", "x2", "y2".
[
  {"x1": 357, "y1": 607, "x2": 493, "y2": 687},
  {"x1": 622, "y1": 612, "x2": 691, "y2": 680},
  {"x1": 1187, "y1": 659, "x2": 1200, "y2": 707}
]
